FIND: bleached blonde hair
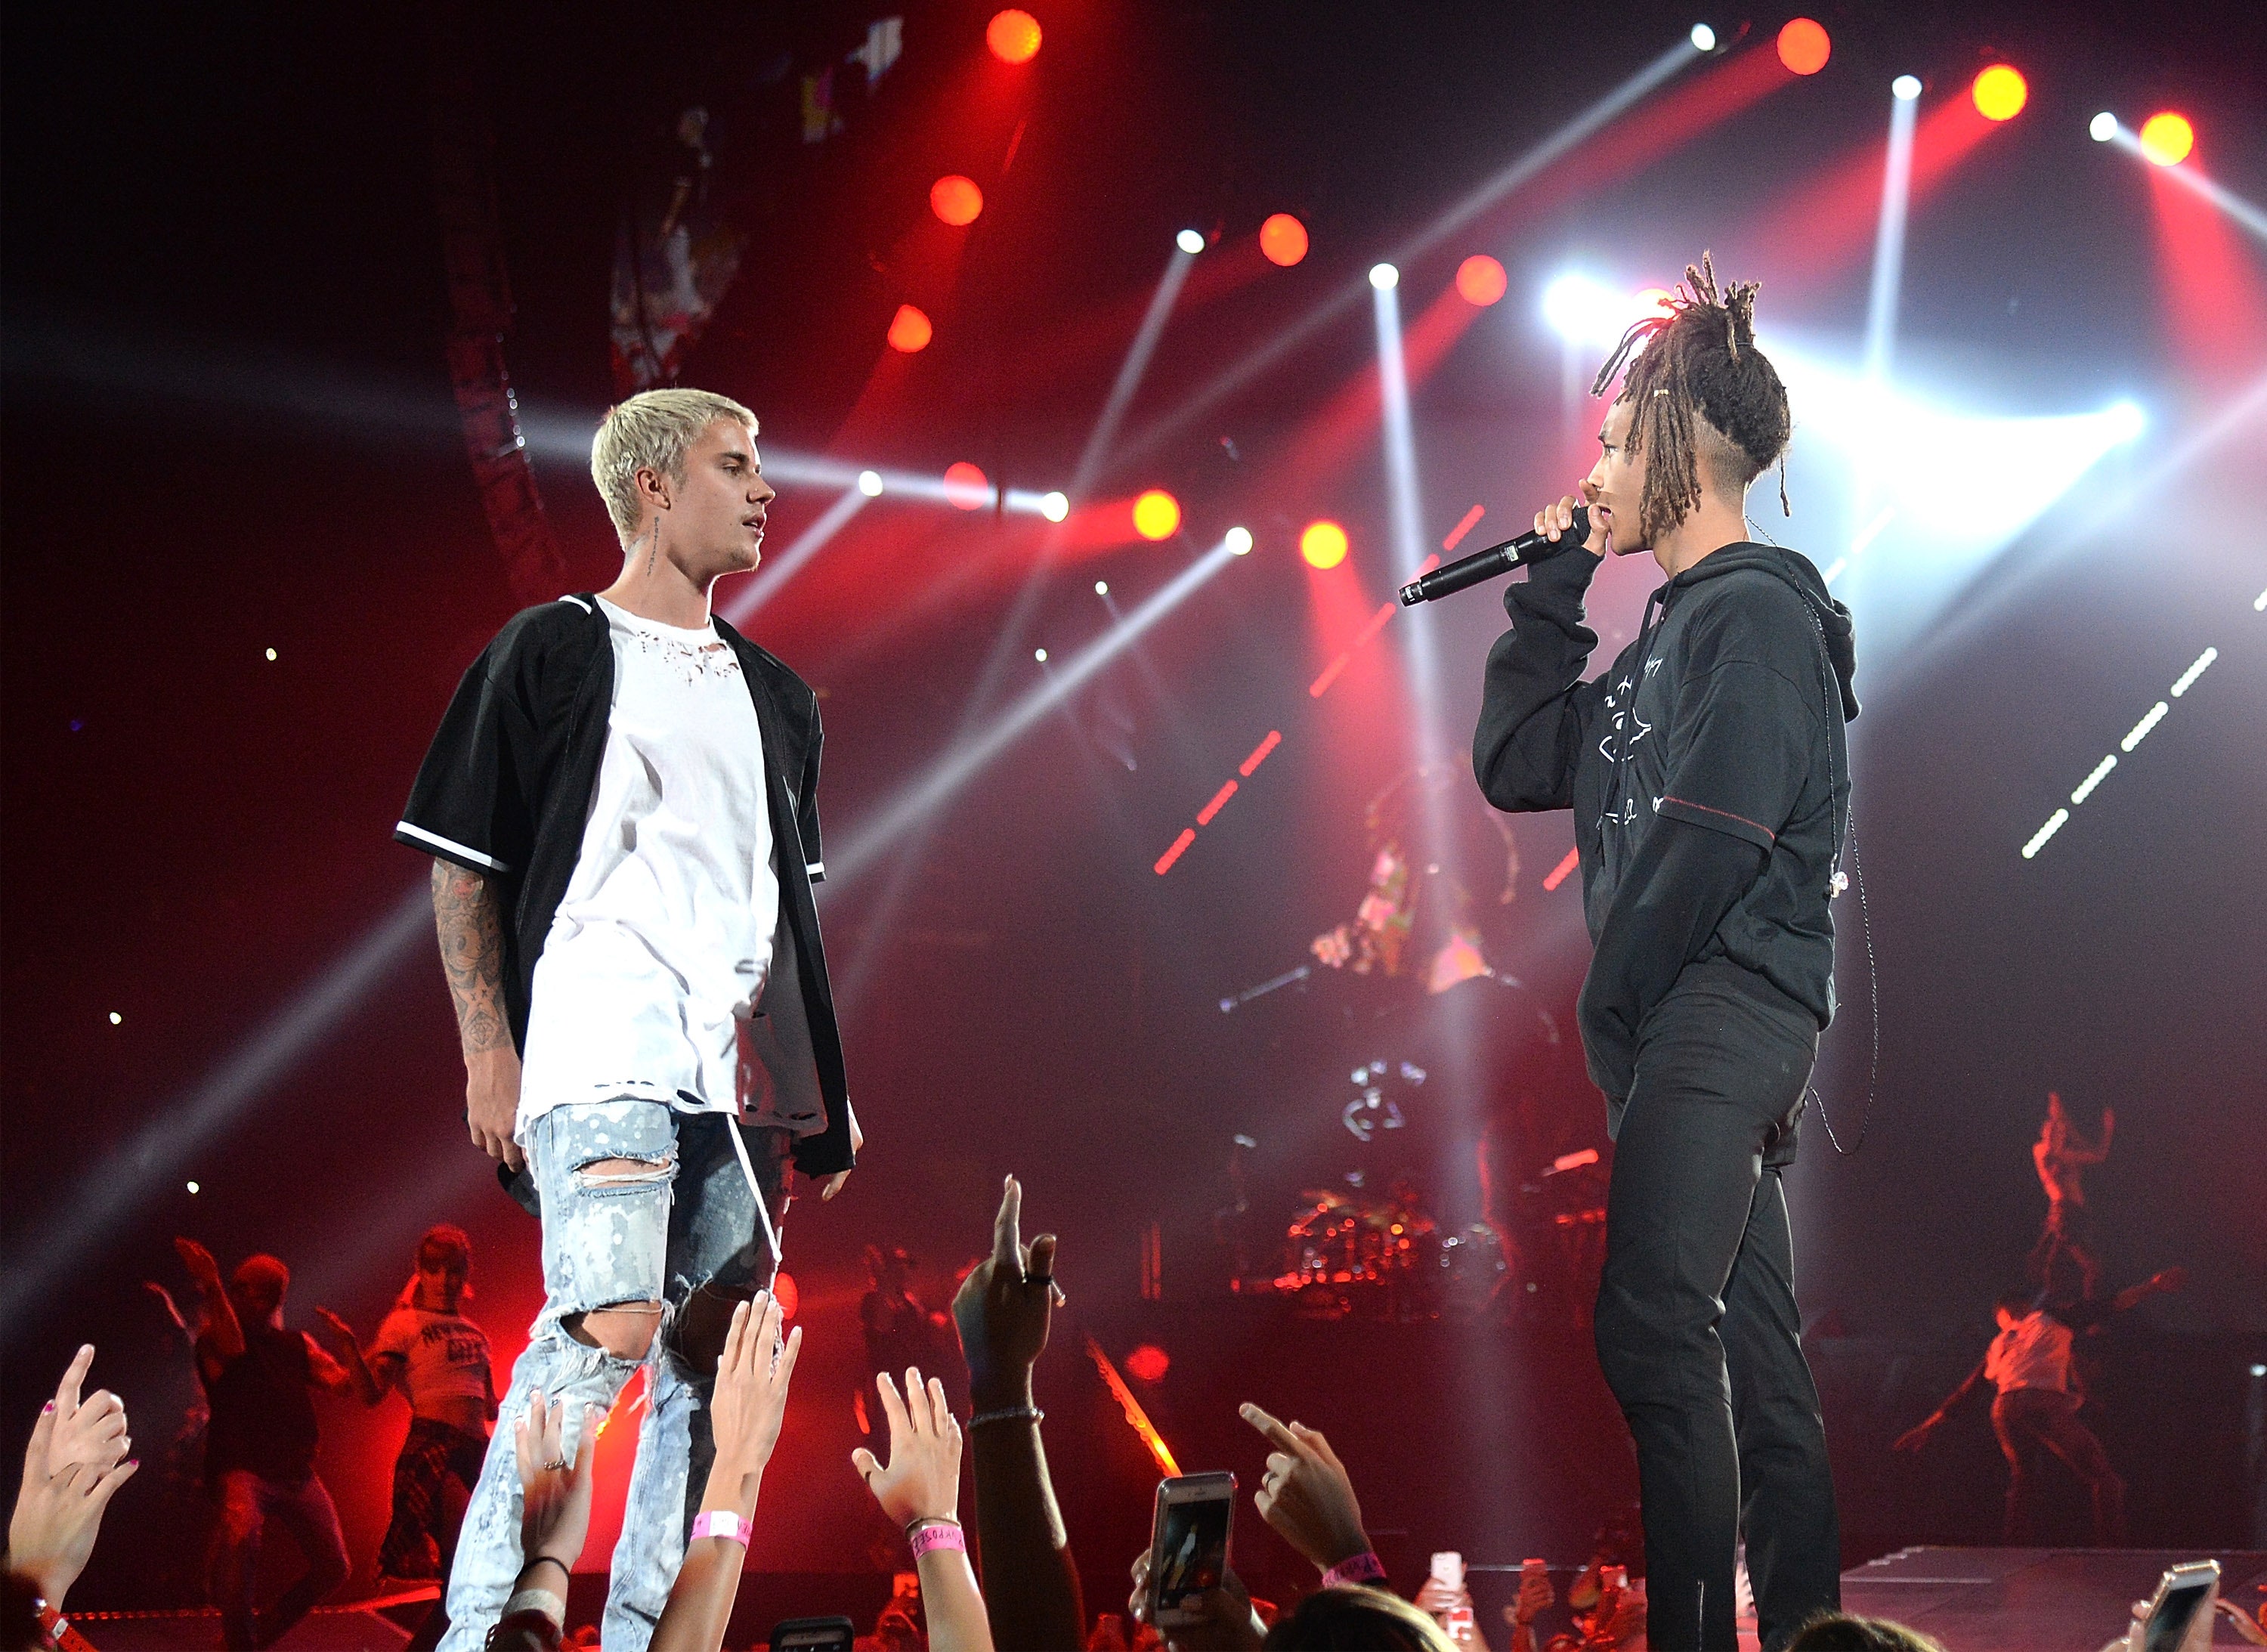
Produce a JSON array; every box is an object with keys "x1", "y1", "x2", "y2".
[{"x1": 590, "y1": 388, "x2": 758, "y2": 539}]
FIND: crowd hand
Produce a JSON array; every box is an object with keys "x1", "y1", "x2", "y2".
[
  {"x1": 704, "y1": 1294, "x2": 802, "y2": 1518},
  {"x1": 40, "y1": 1347, "x2": 128, "y2": 1477},
  {"x1": 1127, "y1": 1551, "x2": 1265, "y2": 1652},
  {"x1": 1415, "y1": 1578, "x2": 1485, "y2": 1647},
  {"x1": 1238, "y1": 1403, "x2": 1369, "y2": 1573},
  {"x1": 951, "y1": 1175, "x2": 1064, "y2": 1403},
  {"x1": 312, "y1": 1307, "x2": 359, "y2": 1350},
  {"x1": 172, "y1": 1236, "x2": 223, "y2": 1289},
  {"x1": 851, "y1": 1368, "x2": 962, "y2": 1530},
  {"x1": 1534, "y1": 492, "x2": 1611, "y2": 558},
  {"x1": 11, "y1": 1375, "x2": 138, "y2": 1609},
  {"x1": 514, "y1": 1392, "x2": 601, "y2": 1578},
  {"x1": 1508, "y1": 1567, "x2": 1554, "y2": 1626}
]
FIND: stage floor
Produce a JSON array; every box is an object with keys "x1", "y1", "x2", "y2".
[{"x1": 1839, "y1": 1546, "x2": 2267, "y2": 1649}]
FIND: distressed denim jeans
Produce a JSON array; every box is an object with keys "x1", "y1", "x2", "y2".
[{"x1": 438, "y1": 1100, "x2": 788, "y2": 1652}]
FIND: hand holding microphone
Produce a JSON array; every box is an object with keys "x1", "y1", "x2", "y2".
[{"x1": 1397, "y1": 492, "x2": 1613, "y2": 606}]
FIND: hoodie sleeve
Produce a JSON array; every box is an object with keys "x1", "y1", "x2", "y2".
[
  {"x1": 1576, "y1": 816, "x2": 1765, "y2": 1100},
  {"x1": 1473, "y1": 548, "x2": 1609, "y2": 812}
]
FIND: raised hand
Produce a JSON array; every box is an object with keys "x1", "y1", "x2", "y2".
[
  {"x1": 1892, "y1": 1422, "x2": 1934, "y2": 1455},
  {"x1": 1127, "y1": 1550, "x2": 1265, "y2": 1652},
  {"x1": 851, "y1": 1368, "x2": 962, "y2": 1530},
  {"x1": 313, "y1": 1307, "x2": 358, "y2": 1349},
  {"x1": 11, "y1": 1368, "x2": 139, "y2": 1609},
  {"x1": 951, "y1": 1176, "x2": 1063, "y2": 1406},
  {"x1": 514, "y1": 1393, "x2": 601, "y2": 1579},
  {"x1": 1239, "y1": 1403, "x2": 1369, "y2": 1573},
  {"x1": 173, "y1": 1236, "x2": 223, "y2": 1290},
  {"x1": 42, "y1": 1346, "x2": 128, "y2": 1477},
  {"x1": 704, "y1": 1293, "x2": 802, "y2": 1521}
]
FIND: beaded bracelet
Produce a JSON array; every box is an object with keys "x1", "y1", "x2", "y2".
[{"x1": 968, "y1": 1405, "x2": 1044, "y2": 1428}]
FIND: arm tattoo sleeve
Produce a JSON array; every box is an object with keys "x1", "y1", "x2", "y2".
[{"x1": 430, "y1": 859, "x2": 511, "y2": 1056}]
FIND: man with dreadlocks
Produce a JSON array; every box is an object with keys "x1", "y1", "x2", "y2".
[{"x1": 1473, "y1": 255, "x2": 1857, "y2": 1652}]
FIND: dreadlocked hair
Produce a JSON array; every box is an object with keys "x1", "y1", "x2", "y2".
[{"x1": 1589, "y1": 251, "x2": 1792, "y2": 546}]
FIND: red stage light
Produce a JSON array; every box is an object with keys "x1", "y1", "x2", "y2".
[
  {"x1": 1455, "y1": 255, "x2": 1508, "y2": 307},
  {"x1": 931, "y1": 175, "x2": 984, "y2": 227},
  {"x1": 1301, "y1": 520, "x2": 1350, "y2": 570},
  {"x1": 886, "y1": 304, "x2": 933, "y2": 353},
  {"x1": 943, "y1": 462, "x2": 990, "y2": 509},
  {"x1": 986, "y1": 8, "x2": 1041, "y2": 64},
  {"x1": 1777, "y1": 18, "x2": 1831, "y2": 76},
  {"x1": 1971, "y1": 64, "x2": 2027, "y2": 122},
  {"x1": 1124, "y1": 1344, "x2": 1171, "y2": 1384},
  {"x1": 1259, "y1": 212, "x2": 1310, "y2": 268},
  {"x1": 1132, "y1": 489, "x2": 1181, "y2": 540},
  {"x1": 771, "y1": 1271, "x2": 799, "y2": 1322},
  {"x1": 2139, "y1": 112, "x2": 2194, "y2": 166}
]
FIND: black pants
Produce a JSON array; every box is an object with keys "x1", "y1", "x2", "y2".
[{"x1": 1592, "y1": 961, "x2": 1840, "y2": 1652}]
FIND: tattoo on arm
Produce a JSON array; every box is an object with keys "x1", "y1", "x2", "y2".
[{"x1": 431, "y1": 859, "x2": 511, "y2": 1056}]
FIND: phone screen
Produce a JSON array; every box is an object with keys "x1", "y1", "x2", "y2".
[
  {"x1": 2143, "y1": 1579, "x2": 2212, "y2": 1652},
  {"x1": 1152, "y1": 1493, "x2": 1232, "y2": 1616}
]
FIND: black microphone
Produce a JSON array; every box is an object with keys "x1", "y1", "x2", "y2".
[{"x1": 1398, "y1": 506, "x2": 1591, "y2": 606}]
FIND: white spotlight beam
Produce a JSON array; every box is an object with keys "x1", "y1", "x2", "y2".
[
  {"x1": 1101, "y1": 36, "x2": 1703, "y2": 484},
  {"x1": 2, "y1": 882, "x2": 436, "y2": 1322},
  {"x1": 1072, "y1": 245, "x2": 1200, "y2": 496},
  {"x1": 2103, "y1": 124, "x2": 2267, "y2": 243},
  {"x1": 1861, "y1": 88, "x2": 1919, "y2": 383},
  {"x1": 722, "y1": 487, "x2": 870, "y2": 626},
  {"x1": 827, "y1": 540, "x2": 1243, "y2": 887}
]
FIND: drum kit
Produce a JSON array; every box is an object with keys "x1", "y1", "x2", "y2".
[{"x1": 1268, "y1": 1189, "x2": 1510, "y2": 1323}]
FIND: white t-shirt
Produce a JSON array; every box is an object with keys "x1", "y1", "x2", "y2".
[
  {"x1": 371, "y1": 1307, "x2": 494, "y2": 1407},
  {"x1": 517, "y1": 598, "x2": 778, "y2": 1134},
  {"x1": 1985, "y1": 1310, "x2": 2074, "y2": 1395}
]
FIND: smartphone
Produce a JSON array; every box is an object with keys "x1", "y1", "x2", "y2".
[
  {"x1": 1430, "y1": 1552, "x2": 1474, "y2": 1638},
  {"x1": 1149, "y1": 1471, "x2": 1236, "y2": 1629},
  {"x1": 769, "y1": 1616, "x2": 855, "y2": 1652},
  {"x1": 2129, "y1": 1560, "x2": 2219, "y2": 1652}
]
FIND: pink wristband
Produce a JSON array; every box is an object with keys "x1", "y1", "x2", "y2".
[
  {"x1": 1322, "y1": 1550, "x2": 1388, "y2": 1590},
  {"x1": 689, "y1": 1510, "x2": 753, "y2": 1548},
  {"x1": 909, "y1": 1519, "x2": 966, "y2": 1559}
]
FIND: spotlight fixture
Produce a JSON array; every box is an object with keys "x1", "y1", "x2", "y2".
[
  {"x1": 886, "y1": 304, "x2": 933, "y2": 353},
  {"x1": 930, "y1": 175, "x2": 984, "y2": 226},
  {"x1": 1258, "y1": 213, "x2": 1308, "y2": 267},
  {"x1": 2089, "y1": 111, "x2": 2117, "y2": 141},
  {"x1": 1301, "y1": 520, "x2": 1350, "y2": 569},
  {"x1": 1369, "y1": 262, "x2": 1399, "y2": 290},
  {"x1": 1176, "y1": 228, "x2": 1205, "y2": 255},
  {"x1": 1777, "y1": 17, "x2": 1830, "y2": 76},
  {"x1": 1690, "y1": 23, "x2": 1715, "y2": 51},
  {"x1": 1891, "y1": 75, "x2": 1922, "y2": 102},
  {"x1": 858, "y1": 469, "x2": 885, "y2": 497},
  {"x1": 942, "y1": 461, "x2": 990, "y2": 509},
  {"x1": 1971, "y1": 64, "x2": 2027, "y2": 122},
  {"x1": 1455, "y1": 255, "x2": 1508, "y2": 306},
  {"x1": 1040, "y1": 490, "x2": 1069, "y2": 522},
  {"x1": 1132, "y1": 489, "x2": 1182, "y2": 540},
  {"x1": 986, "y1": 8, "x2": 1041, "y2": 64},
  {"x1": 1224, "y1": 526, "x2": 1253, "y2": 555},
  {"x1": 1094, "y1": 580, "x2": 1109, "y2": 596},
  {"x1": 1034, "y1": 648, "x2": 1049, "y2": 663},
  {"x1": 2138, "y1": 111, "x2": 2194, "y2": 166}
]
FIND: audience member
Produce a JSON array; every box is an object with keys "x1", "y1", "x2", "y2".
[
  {"x1": 491, "y1": 1289, "x2": 803, "y2": 1652},
  {"x1": 5, "y1": 1349, "x2": 138, "y2": 1650},
  {"x1": 949, "y1": 1176, "x2": 1082, "y2": 1652},
  {"x1": 177, "y1": 1237, "x2": 355, "y2": 1650},
  {"x1": 1783, "y1": 1613, "x2": 1945, "y2": 1651},
  {"x1": 1261, "y1": 1586, "x2": 1457, "y2": 1652},
  {"x1": 854, "y1": 1366, "x2": 994, "y2": 1652}
]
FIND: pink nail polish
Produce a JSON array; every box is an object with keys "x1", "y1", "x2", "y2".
[{"x1": 42, "y1": 1401, "x2": 54, "y2": 1413}]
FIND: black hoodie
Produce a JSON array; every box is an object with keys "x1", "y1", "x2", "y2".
[{"x1": 1473, "y1": 542, "x2": 1857, "y2": 1125}]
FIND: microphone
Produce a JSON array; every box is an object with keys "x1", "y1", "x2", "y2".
[{"x1": 1397, "y1": 506, "x2": 1591, "y2": 606}]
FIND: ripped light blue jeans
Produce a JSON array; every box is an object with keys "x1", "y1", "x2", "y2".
[{"x1": 438, "y1": 1100, "x2": 789, "y2": 1652}]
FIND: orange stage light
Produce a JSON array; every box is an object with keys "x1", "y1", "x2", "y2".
[
  {"x1": 2139, "y1": 112, "x2": 2194, "y2": 167},
  {"x1": 930, "y1": 175, "x2": 984, "y2": 227},
  {"x1": 943, "y1": 462, "x2": 990, "y2": 510},
  {"x1": 1972, "y1": 64, "x2": 2027, "y2": 122},
  {"x1": 986, "y1": 9, "x2": 1041, "y2": 64},
  {"x1": 1132, "y1": 489, "x2": 1182, "y2": 540},
  {"x1": 1301, "y1": 520, "x2": 1350, "y2": 570},
  {"x1": 1636, "y1": 285, "x2": 1675, "y2": 317},
  {"x1": 1777, "y1": 18, "x2": 1831, "y2": 76},
  {"x1": 1260, "y1": 212, "x2": 1310, "y2": 267},
  {"x1": 886, "y1": 304, "x2": 933, "y2": 353},
  {"x1": 1455, "y1": 255, "x2": 1508, "y2": 306}
]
